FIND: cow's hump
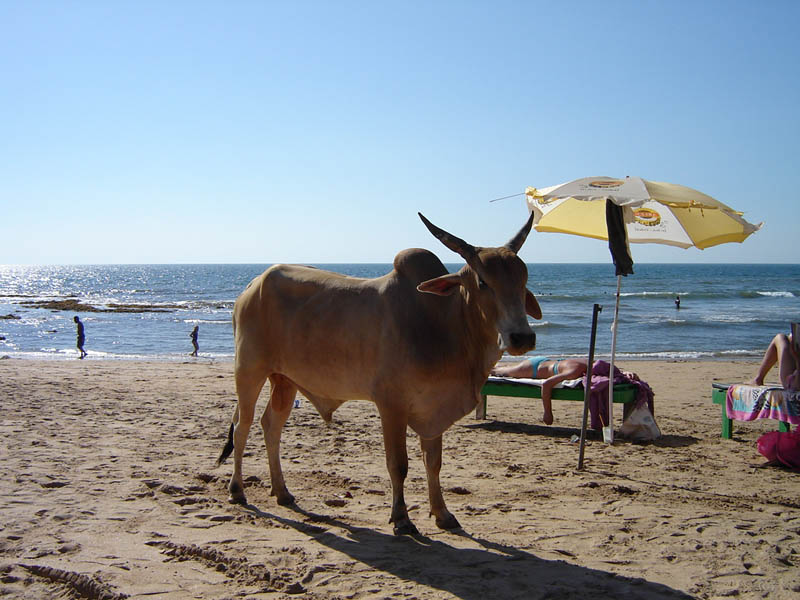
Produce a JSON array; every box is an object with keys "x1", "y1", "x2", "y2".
[{"x1": 392, "y1": 248, "x2": 448, "y2": 285}]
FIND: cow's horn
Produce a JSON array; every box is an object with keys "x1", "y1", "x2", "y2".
[
  {"x1": 418, "y1": 213, "x2": 477, "y2": 261},
  {"x1": 505, "y1": 211, "x2": 535, "y2": 254}
]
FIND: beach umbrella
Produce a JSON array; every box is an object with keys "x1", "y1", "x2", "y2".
[{"x1": 525, "y1": 176, "x2": 762, "y2": 442}]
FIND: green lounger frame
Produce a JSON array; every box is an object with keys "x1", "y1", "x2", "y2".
[
  {"x1": 711, "y1": 383, "x2": 790, "y2": 439},
  {"x1": 476, "y1": 379, "x2": 637, "y2": 422}
]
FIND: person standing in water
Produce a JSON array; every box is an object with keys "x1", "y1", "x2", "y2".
[
  {"x1": 675, "y1": 295, "x2": 681, "y2": 309},
  {"x1": 189, "y1": 325, "x2": 199, "y2": 356},
  {"x1": 74, "y1": 316, "x2": 87, "y2": 359}
]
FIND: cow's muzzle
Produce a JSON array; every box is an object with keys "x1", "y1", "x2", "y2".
[{"x1": 507, "y1": 331, "x2": 536, "y2": 355}]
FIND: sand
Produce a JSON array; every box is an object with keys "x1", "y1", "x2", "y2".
[{"x1": 1, "y1": 359, "x2": 798, "y2": 599}]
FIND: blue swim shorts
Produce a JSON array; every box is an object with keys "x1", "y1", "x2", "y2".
[{"x1": 527, "y1": 355, "x2": 550, "y2": 377}]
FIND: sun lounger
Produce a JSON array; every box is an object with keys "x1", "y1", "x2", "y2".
[
  {"x1": 711, "y1": 383, "x2": 797, "y2": 439},
  {"x1": 477, "y1": 376, "x2": 637, "y2": 423}
]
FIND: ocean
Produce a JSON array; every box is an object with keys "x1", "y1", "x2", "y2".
[{"x1": 1, "y1": 263, "x2": 798, "y2": 362}]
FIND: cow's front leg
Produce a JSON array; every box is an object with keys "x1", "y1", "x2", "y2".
[
  {"x1": 378, "y1": 408, "x2": 417, "y2": 536},
  {"x1": 261, "y1": 374, "x2": 297, "y2": 506},
  {"x1": 420, "y1": 435, "x2": 460, "y2": 530}
]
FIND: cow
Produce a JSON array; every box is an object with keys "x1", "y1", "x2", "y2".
[{"x1": 217, "y1": 212, "x2": 541, "y2": 535}]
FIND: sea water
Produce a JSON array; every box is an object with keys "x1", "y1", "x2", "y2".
[{"x1": 1, "y1": 263, "x2": 798, "y2": 362}]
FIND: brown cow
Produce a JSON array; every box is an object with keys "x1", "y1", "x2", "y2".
[{"x1": 217, "y1": 213, "x2": 541, "y2": 535}]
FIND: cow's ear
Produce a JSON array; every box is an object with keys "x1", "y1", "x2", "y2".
[
  {"x1": 525, "y1": 289, "x2": 542, "y2": 319},
  {"x1": 417, "y1": 273, "x2": 463, "y2": 296}
]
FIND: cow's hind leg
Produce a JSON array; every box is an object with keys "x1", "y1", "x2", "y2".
[
  {"x1": 227, "y1": 368, "x2": 267, "y2": 505},
  {"x1": 260, "y1": 374, "x2": 297, "y2": 505},
  {"x1": 420, "y1": 435, "x2": 460, "y2": 530},
  {"x1": 378, "y1": 406, "x2": 417, "y2": 536}
]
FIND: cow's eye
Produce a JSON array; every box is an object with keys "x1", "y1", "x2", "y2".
[{"x1": 478, "y1": 278, "x2": 489, "y2": 290}]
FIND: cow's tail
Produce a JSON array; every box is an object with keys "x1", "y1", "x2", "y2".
[
  {"x1": 217, "y1": 308, "x2": 238, "y2": 466},
  {"x1": 216, "y1": 421, "x2": 235, "y2": 466}
]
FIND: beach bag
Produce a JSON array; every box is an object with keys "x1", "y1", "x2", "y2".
[
  {"x1": 619, "y1": 403, "x2": 661, "y2": 441},
  {"x1": 757, "y1": 430, "x2": 800, "y2": 471}
]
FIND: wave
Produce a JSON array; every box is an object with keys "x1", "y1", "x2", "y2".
[
  {"x1": 619, "y1": 290, "x2": 797, "y2": 299},
  {"x1": 496, "y1": 348, "x2": 763, "y2": 363},
  {"x1": 538, "y1": 289, "x2": 797, "y2": 301},
  {"x1": 0, "y1": 349, "x2": 235, "y2": 362},
  {"x1": 613, "y1": 349, "x2": 761, "y2": 360},
  {"x1": 754, "y1": 291, "x2": 796, "y2": 298},
  {"x1": 182, "y1": 318, "x2": 232, "y2": 325}
]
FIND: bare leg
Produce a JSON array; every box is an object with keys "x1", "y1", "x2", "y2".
[
  {"x1": 228, "y1": 366, "x2": 267, "y2": 504},
  {"x1": 777, "y1": 334, "x2": 798, "y2": 389},
  {"x1": 420, "y1": 435, "x2": 460, "y2": 530},
  {"x1": 749, "y1": 334, "x2": 787, "y2": 386},
  {"x1": 261, "y1": 374, "x2": 297, "y2": 505}
]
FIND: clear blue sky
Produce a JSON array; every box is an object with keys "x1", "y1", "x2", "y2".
[{"x1": 2, "y1": 0, "x2": 798, "y2": 264}]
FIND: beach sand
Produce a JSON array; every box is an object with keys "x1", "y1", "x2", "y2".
[{"x1": 1, "y1": 359, "x2": 798, "y2": 599}]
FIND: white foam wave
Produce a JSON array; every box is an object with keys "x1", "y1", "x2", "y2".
[
  {"x1": 703, "y1": 314, "x2": 762, "y2": 324},
  {"x1": 1, "y1": 349, "x2": 235, "y2": 362},
  {"x1": 182, "y1": 318, "x2": 232, "y2": 325}
]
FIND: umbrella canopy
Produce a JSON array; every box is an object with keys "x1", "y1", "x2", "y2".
[
  {"x1": 526, "y1": 176, "x2": 762, "y2": 250},
  {"x1": 524, "y1": 175, "x2": 762, "y2": 443}
]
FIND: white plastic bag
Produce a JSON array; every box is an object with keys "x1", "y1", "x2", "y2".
[{"x1": 619, "y1": 404, "x2": 661, "y2": 441}]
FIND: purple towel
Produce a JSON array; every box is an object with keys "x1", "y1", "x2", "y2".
[{"x1": 587, "y1": 361, "x2": 655, "y2": 430}]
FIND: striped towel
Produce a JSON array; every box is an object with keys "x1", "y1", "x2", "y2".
[{"x1": 726, "y1": 384, "x2": 800, "y2": 425}]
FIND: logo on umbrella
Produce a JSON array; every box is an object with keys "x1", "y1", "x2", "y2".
[
  {"x1": 633, "y1": 208, "x2": 661, "y2": 227},
  {"x1": 589, "y1": 179, "x2": 625, "y2": 188}
]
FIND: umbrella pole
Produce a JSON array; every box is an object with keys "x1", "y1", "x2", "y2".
[
  {"x1": 606, "y1": 275, "x2": 622, "y2": 444},
  {"x1": 578, "y1": 303, "x2": 602, "y2": 470}
]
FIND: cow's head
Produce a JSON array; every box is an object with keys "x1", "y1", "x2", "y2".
[{"x1": 416, "y1": 212, "x2": 540, "y2": 356}]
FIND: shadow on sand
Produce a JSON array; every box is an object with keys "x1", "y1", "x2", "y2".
[
  {"x1": 238, "y1": 501, "x2": 693, "y2": 600},
  {"x1": 465, "y1": 420, "x2": 699, "y2": 448}
]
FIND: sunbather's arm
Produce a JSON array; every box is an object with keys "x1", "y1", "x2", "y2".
[
  {"x1": 539, "y1": 367, "x2": 581, "y2": 424},
  {"x1": 491, "y1": 360, "x2": 533, "y2": 378}
]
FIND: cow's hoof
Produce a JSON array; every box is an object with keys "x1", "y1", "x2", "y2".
[
  {"x1": 435, "y1": 513, "x2": 461, "y2": 531},
  {"x1": 274, "y1": 490, "x2": 295, "y2": 506},
  {"x1": 392, "y1": 518, "x2": 420, "y2": 536},
  {"x1": 228, "y1": 493, "x2": 247, "y2": 505}
]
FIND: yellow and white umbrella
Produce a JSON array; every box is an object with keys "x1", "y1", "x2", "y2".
[
  {"x1": 525, "y1": 176, "x2": 762, "y2": 443},
  {"x1": 526, "y1": 176, "x2": 761, "y2": 250}
]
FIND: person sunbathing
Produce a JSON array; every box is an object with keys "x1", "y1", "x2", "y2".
[
  {"x1": 491, "y1": 357, "x2": 588, "y2": 425},
  {"x1": 748, "y1": 333, "x2": 800, "y2": 390},
  {"x1": 492, "y1": 357, "x2": 643, "y2": 425}
]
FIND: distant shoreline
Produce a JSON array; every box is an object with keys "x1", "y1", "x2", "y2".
[{"x1": 1, "y1": 354, "x2": 762, "y2": 364}]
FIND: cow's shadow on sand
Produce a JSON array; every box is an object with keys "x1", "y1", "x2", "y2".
[{"x1": 240, "y1": 502, "x2": 692, "y2": 600}]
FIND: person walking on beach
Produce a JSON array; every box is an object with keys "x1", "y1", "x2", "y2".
[
  {"x1": 74, "y1": 316, "x2": 87, "y2": 359},
  {"x1": 748, "y1": 332, "x2": 799, "y2": 390},
  {"x1": 189, "y1": 325, "x2": 199, "y2": 356}
]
